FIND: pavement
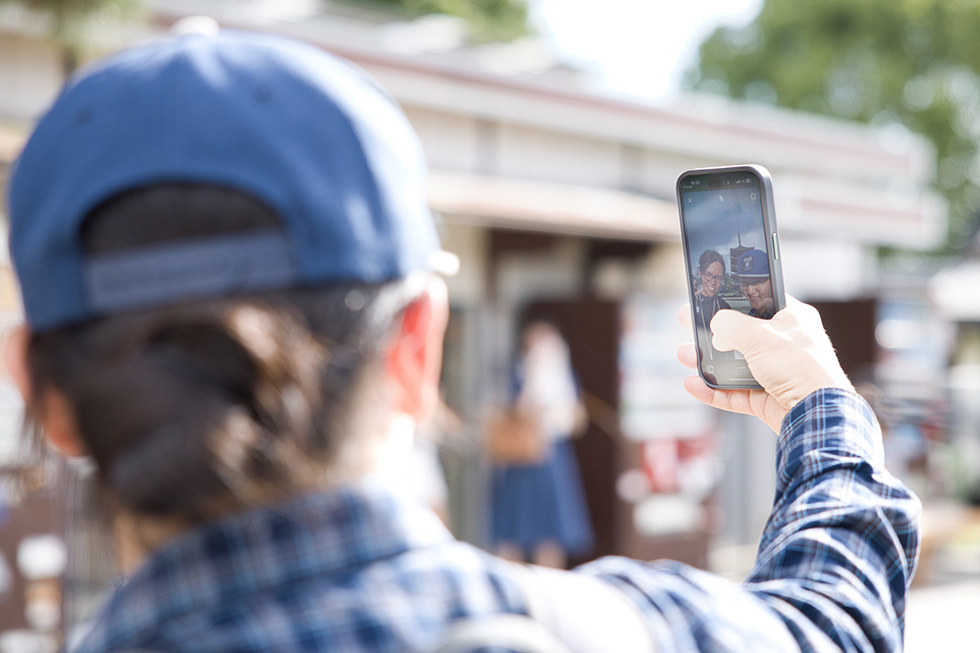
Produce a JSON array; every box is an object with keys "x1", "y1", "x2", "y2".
[
  {"x1": 905, "y1": 578, "x2": 980, "y2": 652},
  {"x1": 904, "y1": 502, "x2": 980, "y2": 651},
  {"x1": 714, "y1": 537, "x2": 980, "y2": 651}
]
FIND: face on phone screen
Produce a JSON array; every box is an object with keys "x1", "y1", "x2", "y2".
[{"x1": 677, "y1": 167, "x2": 782, "y2": 388}]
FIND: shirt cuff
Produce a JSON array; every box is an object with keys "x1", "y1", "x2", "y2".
[{"x1": 775, "y1": 388, "x2": 883, "y2": 492}]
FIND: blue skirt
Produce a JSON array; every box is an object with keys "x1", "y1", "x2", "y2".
[{"x1": 490, "y1": 439, "x2": 594, "y2": 556}]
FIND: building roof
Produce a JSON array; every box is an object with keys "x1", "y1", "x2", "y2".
[{"x1": 0, "y1": 0, "x2": 949, "y2": 249}]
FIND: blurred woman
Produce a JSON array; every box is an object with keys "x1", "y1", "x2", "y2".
[{"x1": 491, "y1": 322, "x2": 594, "y2": 568}]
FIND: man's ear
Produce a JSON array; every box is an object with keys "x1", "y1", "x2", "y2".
[
  {"x1": 3, "y1": 324, "x2": 87, "y2": 458},
  {"x1": 386, "y1": 277, "x2": 449, "y2": 419}
]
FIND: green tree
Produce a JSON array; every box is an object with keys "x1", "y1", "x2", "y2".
[
  {"x1": 687, "y1": 0, "x2": 980, "y2": 250},
  {"x1": 339, "y1": 0, "x2": 529, "y2": 42},
  {"x1": 1, "y1": 0, "x2": 139, "y2": 74}
]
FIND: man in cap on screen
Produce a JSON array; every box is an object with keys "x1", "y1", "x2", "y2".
[{"x1": 738, "y1": 248, "x2": 775, "y2": 319}]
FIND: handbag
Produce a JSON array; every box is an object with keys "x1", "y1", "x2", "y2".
[{"x1": 485, "y1": 409, "x2": 546, "y2": 464}]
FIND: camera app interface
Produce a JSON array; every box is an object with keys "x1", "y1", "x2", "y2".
[{"x1": 680, "y1": 171, "x2": 774, "y2": 373}]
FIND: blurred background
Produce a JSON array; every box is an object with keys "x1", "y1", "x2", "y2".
[{"x1": 0, "y1": 1, "x2": 978, "y2": 651}]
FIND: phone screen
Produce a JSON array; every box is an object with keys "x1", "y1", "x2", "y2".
[{"x1": 677, "y1": 165, "x2": 783, "y2": 388}]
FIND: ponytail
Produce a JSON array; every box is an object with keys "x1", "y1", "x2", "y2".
[{"x1": 25, "y1": 184, "x2": 405, "y2": 521}]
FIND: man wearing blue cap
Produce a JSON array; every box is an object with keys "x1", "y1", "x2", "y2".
[
  {"x1": 4, "y1": 29, "x2": 918, "y2": 653},
  {"x1": 738, "y1": 248, "x2": 776, "y2": 319}
]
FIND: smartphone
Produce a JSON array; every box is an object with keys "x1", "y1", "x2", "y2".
[{"x1": 676, "y1": 164, "x2": 785, "y2": 389}]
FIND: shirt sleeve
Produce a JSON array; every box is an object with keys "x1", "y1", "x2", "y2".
[{"x1": 575, "y1": 389, "x2": 921, "y2": 652}]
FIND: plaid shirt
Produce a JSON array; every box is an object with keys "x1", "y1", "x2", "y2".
[
  {"x1": 70, "y1": 389, "x2": 918, "y2": 652},
  {"x1": 580, "y1": 389, "x2": 920, "y2": 652}
]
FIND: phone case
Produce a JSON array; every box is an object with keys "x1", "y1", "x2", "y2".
[{"x1": 676, "y1": 164, "x2": 785, "y2": 389}]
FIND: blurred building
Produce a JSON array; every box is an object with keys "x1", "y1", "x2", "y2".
[{"x1": 0, "y1": 0, "x2": 947, "y2": 641}]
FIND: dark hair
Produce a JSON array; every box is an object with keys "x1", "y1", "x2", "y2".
[
  {"x1": 698, "y1": 249, "x2": 725, "y2": 274},
  {"x1": 26, "y1": 184, "x2": 414, "y2": 522}
]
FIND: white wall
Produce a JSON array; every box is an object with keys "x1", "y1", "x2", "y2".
[
  {"x1": 780, "y1": 238, "x2": 876, "y2": 301},
  {"x1": 441, "y1": 222, "x2": 486, "y2": 304},
  {"x1": 0, "y1": 36, "x2": 62, "y2": 121}
]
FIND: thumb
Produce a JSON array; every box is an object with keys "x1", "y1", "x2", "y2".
[
  {"x1": 709, "y1": 308, "x2": 767, "y2": 355},
  {"x1": 709, "y1": 296, "x2": 853, "y2": 412}
]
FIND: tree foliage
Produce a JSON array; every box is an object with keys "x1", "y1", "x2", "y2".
[
  {"x1": 1, "y1": 0, "x2": 139, "y2": 72},
  {"x1": 341, "y1": 0, "x2": 529, "y2": 42},
  {"x1": 687, "y1": 0, "x2": 980, "y2": 249}
]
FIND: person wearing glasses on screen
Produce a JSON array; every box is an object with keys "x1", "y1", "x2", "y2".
[
  {"x1": 738, "y1": 248, "x2": 775, "y2": 319},
  {"x1": 693, "y1": 249, "x2": 733, "y2": 360}
]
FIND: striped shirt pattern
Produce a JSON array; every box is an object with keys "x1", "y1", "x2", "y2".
[
  {"x1": 71, "y1": 389, "x2": 918, "y2": 652},
  {"x1": 580, "y1": 389, "x2": 920, "y2": 652}
]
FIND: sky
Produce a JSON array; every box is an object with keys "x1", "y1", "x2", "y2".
[
  {"x1": 530, "y1": 0, "x2": 763, "y2": 99},
  {"x1": 683, "y1": 188, "x2": 767, "y2": 276}
]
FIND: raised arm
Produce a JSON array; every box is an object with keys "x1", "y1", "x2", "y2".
[{"x1": 575, "y1": 298, "x2": 919, "y2": 651}]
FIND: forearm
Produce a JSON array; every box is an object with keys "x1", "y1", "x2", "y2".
[
  {"x1": 577, "y1": 390, "x2": 920, "y2": 652},
  {"x1": 747, "y1": 389, "x2": 920, "y2": 651}
]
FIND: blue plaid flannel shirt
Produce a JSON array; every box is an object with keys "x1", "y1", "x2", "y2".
[{"x1": 70, "y1": 389, "x2": 919, "y2": 652}]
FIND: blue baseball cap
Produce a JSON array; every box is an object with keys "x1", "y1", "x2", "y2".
[
  {"x1": 7, "y1": 29, "x2": 454, "y2": 332},
  {"x1": 737, "y1": 248, "x2": 770, "y2": 280}
]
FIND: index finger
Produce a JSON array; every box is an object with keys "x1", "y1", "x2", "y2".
[
  {"x1": 678, "y1": 303, "x2": 692, "y2": 329},
  {"x1": 677, "y1": 342, "x2": 698, "y2": 370}
]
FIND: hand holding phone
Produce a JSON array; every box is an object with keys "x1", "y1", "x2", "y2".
[
  {"x1": 676, "y1": 164, "x2": 786, "y2": 389},
  {"x1": 677, "y1": 296, "x2": 854, "y2": 433}
]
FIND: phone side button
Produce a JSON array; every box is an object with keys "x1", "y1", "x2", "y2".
[{"x1": 771, "y1": 232, "x2": 780, "y2": 260}]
